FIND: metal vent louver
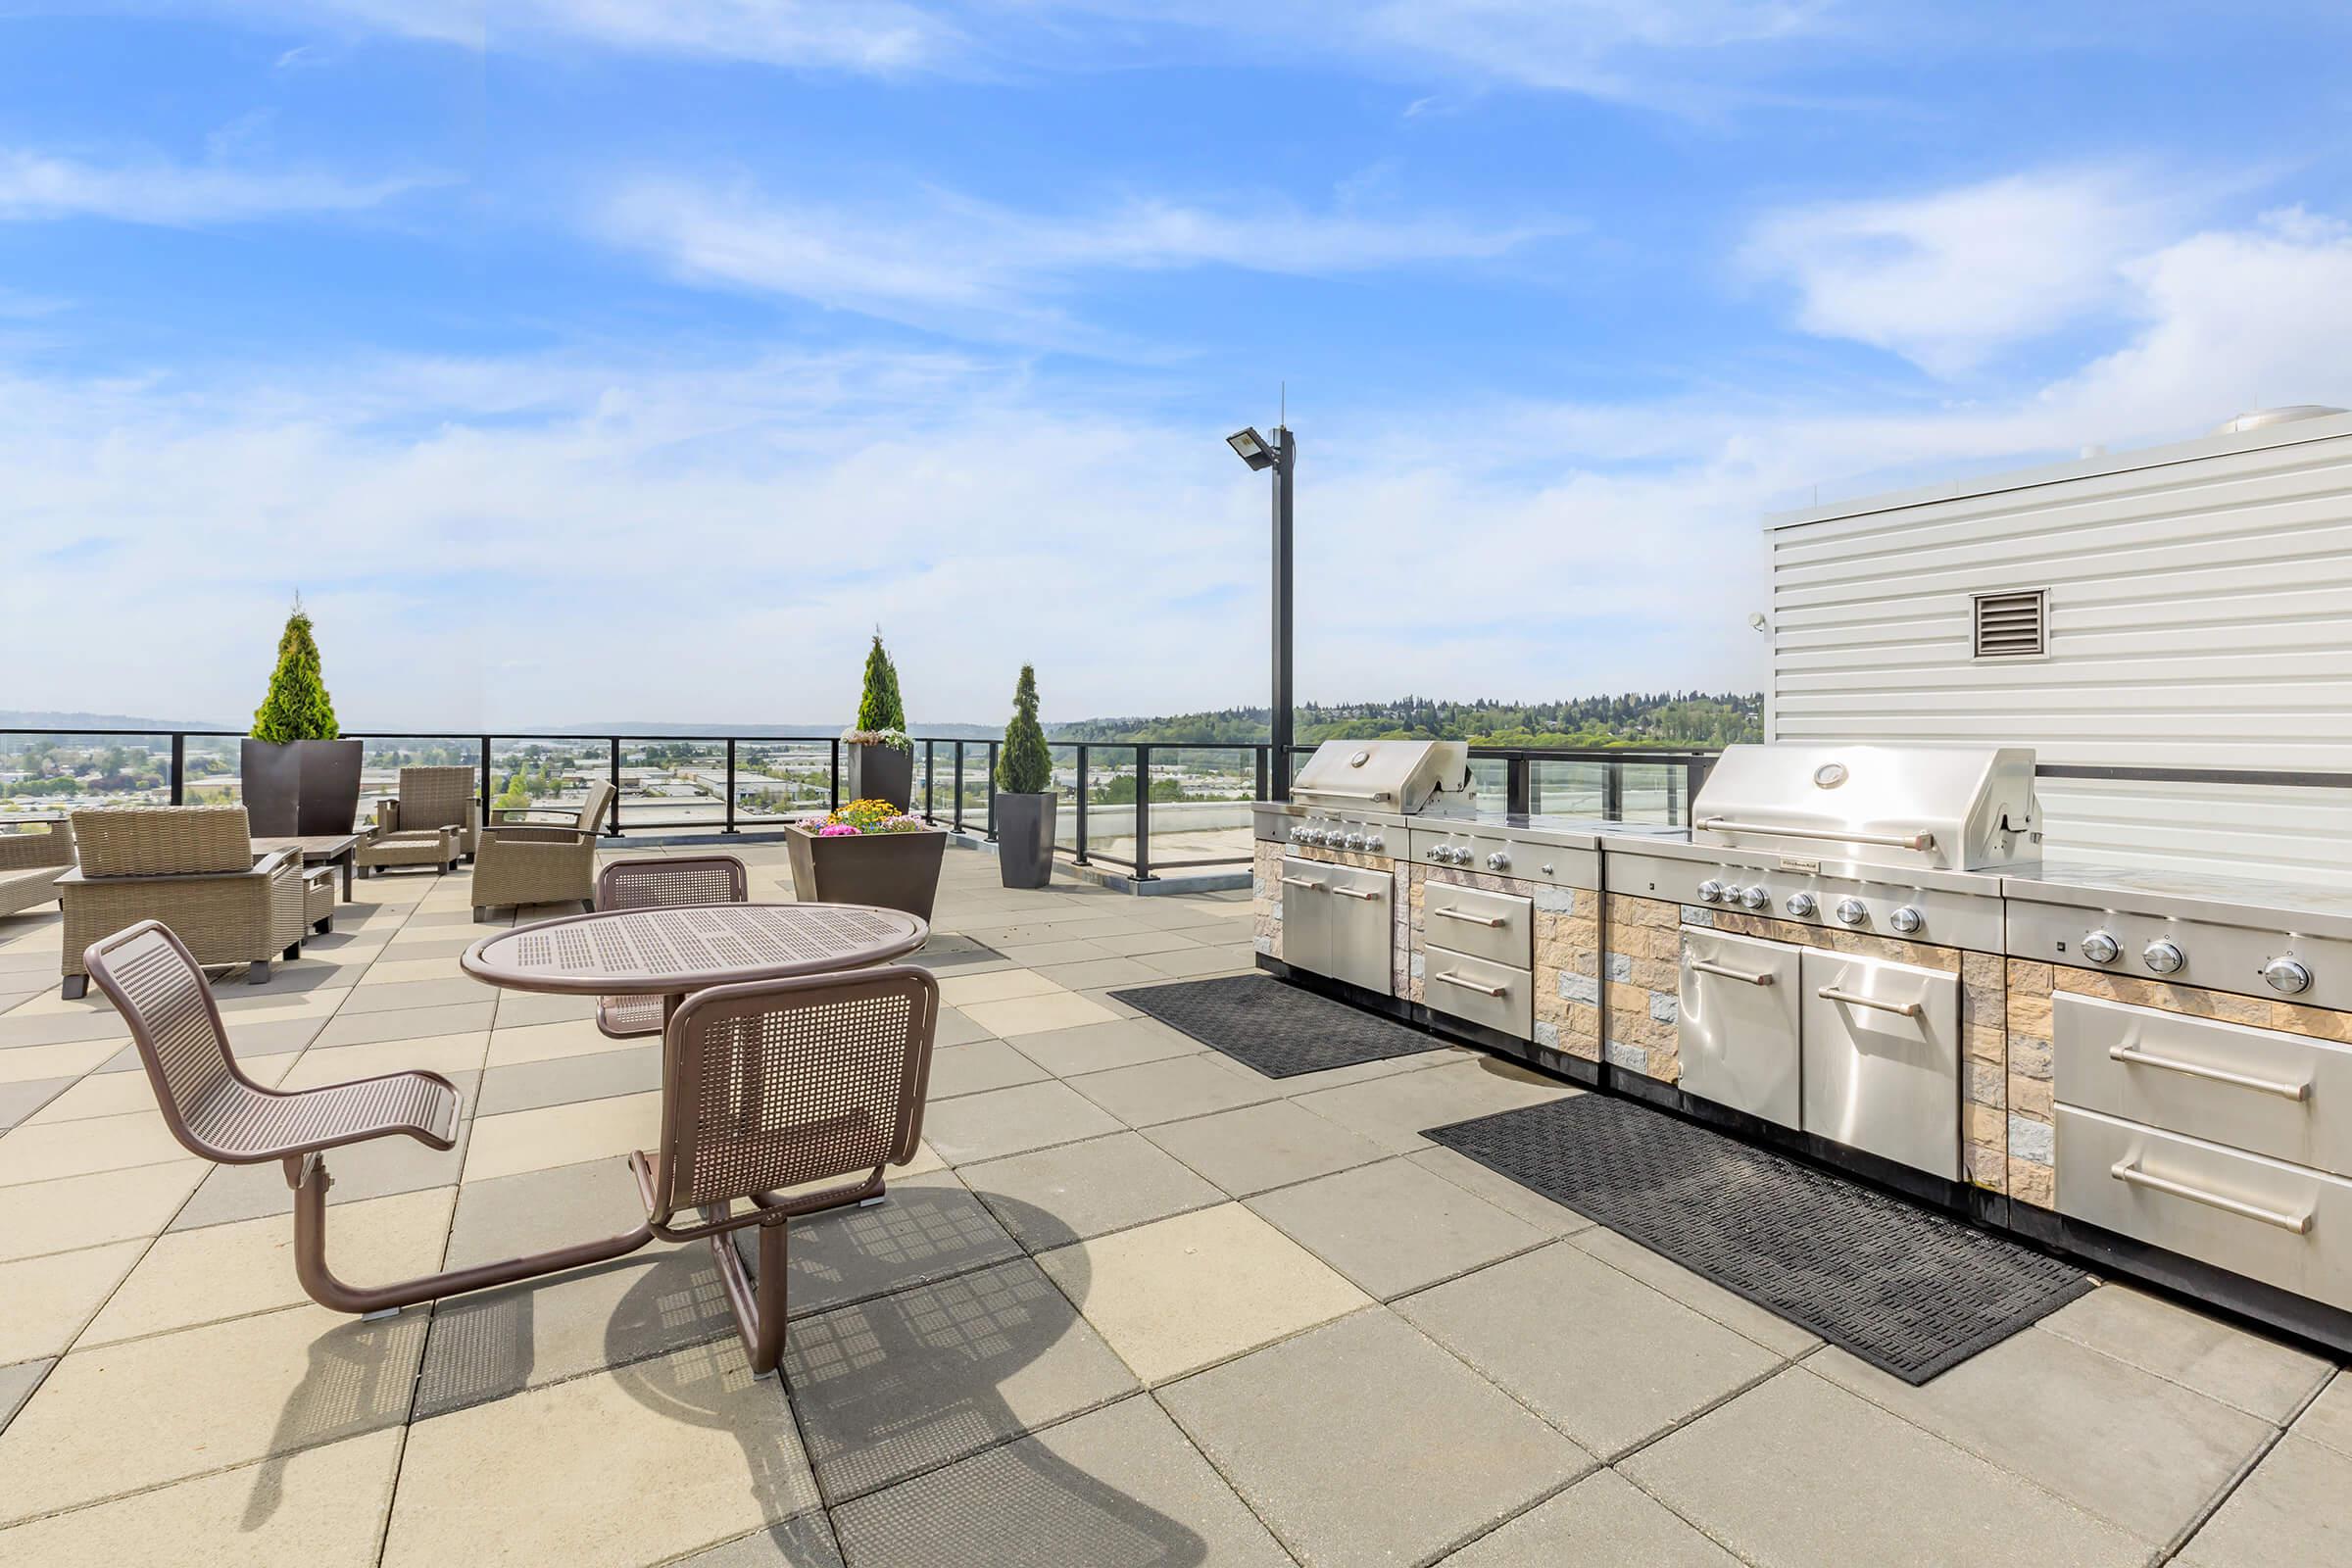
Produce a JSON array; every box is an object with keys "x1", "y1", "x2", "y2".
[{"x1": 1973, "y1": 590, "x2": 2046, "y2": 659}]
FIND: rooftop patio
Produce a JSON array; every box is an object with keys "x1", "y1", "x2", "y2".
[{"x1": 0, "y1": 842, "x2": 2344, "y2": 1567}]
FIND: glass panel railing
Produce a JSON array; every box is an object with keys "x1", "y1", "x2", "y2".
[
  {"x1": 354, "y1": 735, "x2": 478, "y2": 829},
  {"x1": 0, "y1": 731, "x2": 177, "y2": 817},
  {"x1": 487, "y1": 737, "x2": 606, "y2": 829},
  {"x1": 738, "y1": 739, "x2": 832, "y2": 822},
  {"x1": 1080, "y1": 746, "x2": 1142, "y2": 866},
  {"x1": 1144, "y1": 747, "x2": 1257, "y2": 867},
  {"x1": 1467, "y1": 755, "x2": 1509, "y2": 808},
  {"x1": 1530, "y1": 759, "x2": 1605, "y2": 819}
]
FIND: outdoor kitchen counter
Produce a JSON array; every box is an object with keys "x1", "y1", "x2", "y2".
[{"x1": 2005, "y1": 859, "x2": 2352, "y2": 944}]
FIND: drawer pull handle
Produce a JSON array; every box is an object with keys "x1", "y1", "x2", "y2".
[
  {"x1": 1331, "y1": 887, "x2": 1383, "y2": 902},
  {"x1": 1279, "y1": 877, "x2": 1324, "y2": 891},
  {"x1": 1433, "y1": 971, "x2": 1510, "y2": 998},
  {"x1": 1690, "y1": 958, "x2": 1774, "y2": 987},
  {"x1": 1434, "y1": 907, "x2": 1507, "y2": 928},
  {"x1": 2110, "y1": 1161, "x2": 2316, "y2": 1234},
  {"x1": 2108, "y1": 1045, "x2": 2312, "y2": 1102},
  {"x1": 1816, "y1": 986, "x2": 1925, "y2": 1018}
]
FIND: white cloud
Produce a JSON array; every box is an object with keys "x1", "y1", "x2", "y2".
[
  {"x1": 7, "y1": 205, "x2": 2351, "y2": 728},
  {"x1": 223, "y1": 0, "x2": 964, "y2": 74},
  {"x1": 1741, "y1": 167, "x2": 2184, "y2": 375},
  {"x1": 596, "y1": 176, "x2": 1561, "y2": 343},
  {"x1": 0, "y1": 149, "x2": 433, "y2": 226}
]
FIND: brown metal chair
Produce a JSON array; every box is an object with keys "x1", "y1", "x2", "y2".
[
  {"x1": 85, "y1": 918, "x2": 936, "y2": 1377},
  {"x1": 592, "y1": 854, "x2": 751, "y2": 1040},
  {"x1": 629, "y1": 965, "x2": 939, "y2": 1374}
]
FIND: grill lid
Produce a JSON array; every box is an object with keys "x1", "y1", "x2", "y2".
[
  {"x1": 1691, "y1": 743, "x2": 2038, "y2": 872},
  {"x1": 1292, "y1": 739, "x2": 1473, "y2": 816}
]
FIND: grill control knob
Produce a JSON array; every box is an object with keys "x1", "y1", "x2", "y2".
[
  {"x1": 2264, "y1": 956, "x2": 2313, "y2": 995},
  {"x1": 2142, "y1": 939, "x2": 2185, "y2": 975},
  {"x1": 1486, "y1": 851, "x2": 1510, "y2": 872},
  {"x1": 2081, "y1": 930, "x2": 2120, "y2": 964},
  {"x1": 1889, "y1": 906, "x2": 1924, "y2": 935},
  {"x1": 1739, "y1": 885, "x2": 1769, "y2": 910},
  {"x1": 1696, "y1": 880, "x2": 1728, "y2": 904},
  {"x1": 1785, "y1": 892, "x2": 1818, "y2": 918},
  {"x1": 1293, "y1": 829, "x2": 1314, "y2": 846},
  {"x1": 1835, "y1": 898, "x2": 1869, "y2": 926},
  {"x1": 1364, "y1": 835, "x2": 1384, "y2": 854},
  {"x1": 1344, "y1": 833, "x2": 1365, "y2": 851}
]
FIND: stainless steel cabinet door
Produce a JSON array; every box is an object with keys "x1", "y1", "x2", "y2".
[
  {"x1": 1800, "y1": 949, "x2": 1963, "y2": 1178},
  {"x1": 1278, "y1": 857, "x2": 1328, "y2": 979},
  {"x1": 1679, "y1": 928, "x2": 1805, "y2": 1129}
]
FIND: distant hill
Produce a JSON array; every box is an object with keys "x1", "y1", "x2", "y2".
[
  {"x1": 1, "y1": 710, "x2": 231, "y2": 735},
  {"x1": 1052, "y1": 693, "x2": 1762, "y2": 749}
]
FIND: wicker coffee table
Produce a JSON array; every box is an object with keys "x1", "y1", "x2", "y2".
[{"x1": 461, "y1": 901, "x2": 929, "y2": 1030}]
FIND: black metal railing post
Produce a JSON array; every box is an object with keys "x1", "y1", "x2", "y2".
[
  {"x1": 1074, "y1": 744, "x2": 1090, "y2": 864},
  {"x1": 1132, "y1": 744, "x2": 1153, "y2": 881},
  {"x1": 723, "y1": 739, "x2": 739, "y2": 835},
  {"x1": 923, "y1": 741, "x2": 936, "y2": 821},
  {"x1": 952, "y1": 742, "x2": 965, "y2": 833},
  {"x1": 828, "y1": 739, "x2": 841, "y2": 812},
  {"x1": 1254, "y1": 745, "x2": 1268, "y2": 802},
  {"x1": 169, "y1": 733, "x2": 185, "y2": 807},
  {"x1": 985, "y1": 742, "x2": 999, "y2": 840},
  {"x1": 1601, "y1": 760, "x2": 1624, "y2": 822},
  {"x1": 607, "y1": 737, "x2": 623, "y2": 835},
  {"x1": 1506, "y1": 754, "x2": 1532, "y2": 816},
  {"x1": 478, "y1": 736, "x2": 493, "y2": 825}
]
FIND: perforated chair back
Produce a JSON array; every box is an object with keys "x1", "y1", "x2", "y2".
[
  {"x1": 398, "y1": 766, "x2": 475, "y2": 832},
  {"x1": 651, "y1": 966, "x2": 938, "y2": 1216},
  {"x1": 598, "y1": 855, "x2": 749, "y2": 912},
  {"x1": 81, "y1": 920, "x2": 245, "y2": 1157}
]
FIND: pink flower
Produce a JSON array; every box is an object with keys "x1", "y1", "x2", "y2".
[{"x1": 816, "y1": 823, "x2": 861, "y2": 837}]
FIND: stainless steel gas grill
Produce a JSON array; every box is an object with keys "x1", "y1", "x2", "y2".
[
  {"x1": 1605, "y1": 744, "x2": 2039, "y2": 1180},
  {"x1": 1254, "y1": 741, "x2": 1475, "y2": 999}
]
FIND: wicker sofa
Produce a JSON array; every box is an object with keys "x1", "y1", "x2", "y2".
[
  {"x1": 0, "y1": 821, "x2": 74, "y2": 921},
  {"x1": 469, "y1": 780, "x2": 615, "y2": 919},
  {"x1": 59, "y1": 806, "x2": 309, "y2": 999},
  {"x1": 359, "y1": 765, "x2": 478, "y2": 876}
]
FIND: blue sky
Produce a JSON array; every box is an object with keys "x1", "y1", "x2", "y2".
[{"x1": 5, "y1": 2, "x2": 2351, "y2": 727}]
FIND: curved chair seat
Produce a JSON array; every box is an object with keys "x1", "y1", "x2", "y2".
[
  {"x1": 186, "y1": 1070, "x2": 462, "y2": 1162},
  {"x1": 596, "y1": 992, "x2": 665, "y2": 1040}
]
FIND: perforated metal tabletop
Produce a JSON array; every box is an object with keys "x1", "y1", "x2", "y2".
[{"x1": 461, "y1": 903, "x2": 928, "y2": 998}]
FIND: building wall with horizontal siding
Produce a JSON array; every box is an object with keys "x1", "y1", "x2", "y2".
[{"x1": 1766, "y1": 413, "x2": 2352, "y2": 882}]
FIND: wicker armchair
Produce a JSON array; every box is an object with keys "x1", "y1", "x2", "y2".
[
  {"x1": 59, "y1": 806, "x2": 307, "y2": 999},
  {"x1": 0, "y1": 820, "x2": 74, "y2": 921},
  {"x1": 469, "y1": 779, "x2": 615, "y2": 920},
  {"x1": 360, "y1": 765, "x2": 477, "y2": 876}
]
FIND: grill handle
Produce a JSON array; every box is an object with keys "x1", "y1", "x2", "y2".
[
  {"x1": 2108, "y1": 1045, "x2": 2312, "y2": 1102},
  {"x1": 1697, "y1": 817, "x2": 1936, "y2": 854},
  {"x1": 2111, "y1": 1161, "x2": 2315, "y2": 1234},
  {"x1": 1434, "y1": 906, "x2": 1506, "y2": 929},
  {"x1": 1279, "y1": 877, "x2": 1322, "y2": 891},
  {"x1": 1690, "y1": 958, "x2": 1773, "y2": 987},
  {"x1": 1432, "y1": 971, "x2": 1509, "y2": 998},
  {"x1": 1298, "y1": 786, "x2": 1396, "y2": 803},
  {"x1": 1816, "y1": 985, "x2": 1925, "y2": 1018},
  {"x1": 1331, "y1": 887, "x2": 1382, "y2": 902}
]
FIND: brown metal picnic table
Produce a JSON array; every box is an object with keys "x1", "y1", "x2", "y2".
[{"x1": 459, "y1": 901, "x2": 930, "y2": 1031}]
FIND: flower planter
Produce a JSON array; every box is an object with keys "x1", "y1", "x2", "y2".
[
  {"x1": 844, "y1": 743, "x2": 913, "y2": 812},
  {"x1": 996, "y1": 792, "x2": 1057, "y2": 889},
  {"x1": 240, "y1": 738, "x2": 364, "y2": 837},
  {"x1": 786, "y1": 824, "x2": 946, "y2": 921}
]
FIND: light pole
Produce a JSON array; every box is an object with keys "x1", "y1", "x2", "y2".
[{"x1": 1227, "y1": 423, "x2": 1296, "y2": 800}]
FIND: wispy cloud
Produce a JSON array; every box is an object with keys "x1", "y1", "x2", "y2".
[
  {"x1": 0, "y1": 149, "x2": 438, "y2": 226},
  {"x1": 224, "y1": 0, "x2": 966, "y2": 74},
  {"x1": 596, "y1": 176, "x2": 1565, "y2": 344},
  {"x1": 1740, "y1": 167, "x2": 2186, "y2": 376}
]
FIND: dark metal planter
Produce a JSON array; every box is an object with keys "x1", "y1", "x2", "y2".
[
  {"x1": 996, "y1": 792, "x2": 1056, "y2": 889},
  {"x1": 240, "y1": 738, "x2": 364, "y2": 836},
  {"x1": 786, "y1": 825, "x2": 946, "y2": 921},
  {"x1": 844, "y1": 743, "x2": 913, "y2": 811}
]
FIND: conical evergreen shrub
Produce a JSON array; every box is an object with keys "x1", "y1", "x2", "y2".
[
  {"x1": 998, "y1": 663, "x2": 1053, "y2": 794},
  {"x1": 251, "y1": 604, "x2": 341, "y2": 742},
  {"x1": 855, "y1": 632, "x2": 906, "y2": 734}
]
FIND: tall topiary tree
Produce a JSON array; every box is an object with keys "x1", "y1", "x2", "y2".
[
  {"x1": 855, "y1": 631, "x2": 906, "y2": 734},
  {"x1": 251, "y1": 603, "x2": 341, "y2": 742},
  {"x1": 998, "y1": 663, "x2": 1052, "y2": 794}
]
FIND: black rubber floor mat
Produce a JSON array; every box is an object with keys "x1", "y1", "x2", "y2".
[
  {"x1": 1111, "y1": 974, "x2": 1442, "y2": 1078},
  {"x1": 1426, "y1": 1094, "x2": 2093, "y2": 1383}
]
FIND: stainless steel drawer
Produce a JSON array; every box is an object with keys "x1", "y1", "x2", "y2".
[
  {"x1": 1423, "y1": 943, "x2": 1534, "y2": 1040},
  {"x1": 1800, "y1": 949, "x2": 1962, "y2": 1178},
  {"x1": 1679, "y1": 927, "x2": 1803, "y2": 1130},
  {"x1": 1422, "y1": 881, "x2": 1533, "y2": 968},
  {"x1": 2055, "y1": 991, "x2": 2352, "y2": 1180},
  {"x1": 2057, "y1": 1104, "x2": 2352, "y2": 1313}
]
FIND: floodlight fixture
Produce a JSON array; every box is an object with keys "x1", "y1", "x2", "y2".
[{"x1": 1226, "y1": 427, "x2": 1275, "y2": 470}]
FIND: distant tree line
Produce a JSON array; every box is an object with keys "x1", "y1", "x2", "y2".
[{"x1": 1051, "y1": 692, "x2": 1761, "y2": 749}]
